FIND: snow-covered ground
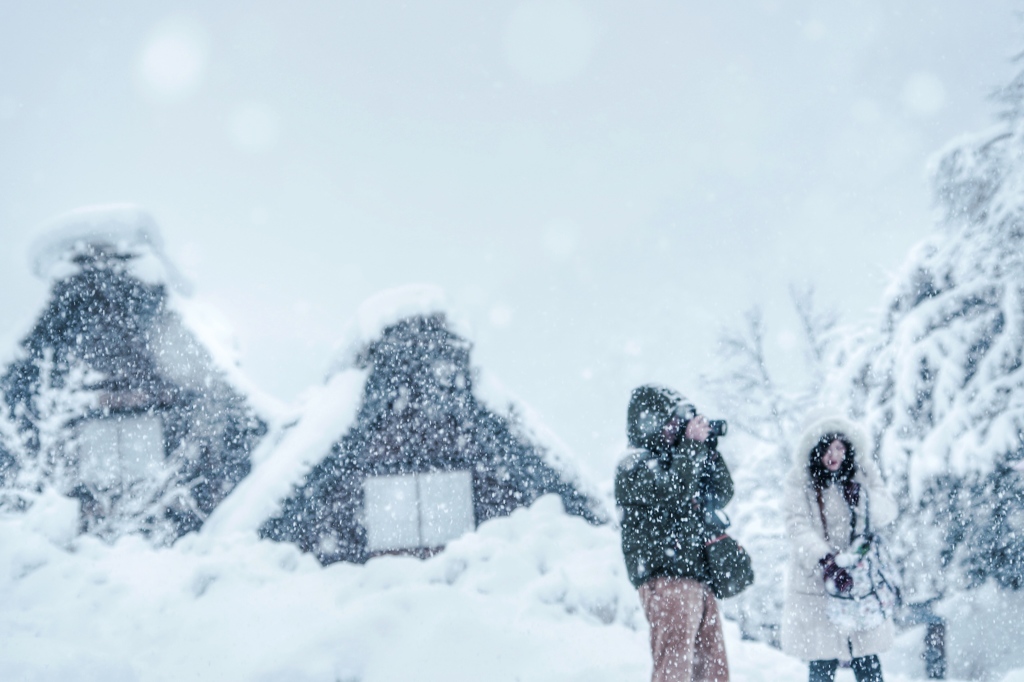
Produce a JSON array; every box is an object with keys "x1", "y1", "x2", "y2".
[{"x1": 0, "y1": 492, "x2": 1015, "y2": 682}]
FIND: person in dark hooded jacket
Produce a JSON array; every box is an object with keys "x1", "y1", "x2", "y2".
[{"x1": 615, "y1": 384, "x2": 733, "y2": 682}]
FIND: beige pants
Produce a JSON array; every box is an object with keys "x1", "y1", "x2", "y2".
[{"x1": 638, "y1": 577, "x2": 729, "y2": 682}]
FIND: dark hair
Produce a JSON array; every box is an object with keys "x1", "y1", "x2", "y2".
[{"x1": 808, "y1": 433, "x2": 857, "y2": 491}]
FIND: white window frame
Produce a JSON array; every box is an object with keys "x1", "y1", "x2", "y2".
[{"x1": 363, "y1": 470, "x2": 475, "y2": 553}]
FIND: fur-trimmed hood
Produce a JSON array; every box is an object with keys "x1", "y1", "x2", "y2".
[{"x1": 793, "y1": 411, "x2": 870, "y2": 474}]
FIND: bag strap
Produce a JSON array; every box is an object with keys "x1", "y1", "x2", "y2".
[
  {"x1": 852, "y1": 484, "x2": 873, "y2": 544},
  {"x1": 863, "y1": 492, "x2": 872, "y2": 535}
]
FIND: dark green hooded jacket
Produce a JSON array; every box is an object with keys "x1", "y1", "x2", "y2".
[{"x1": 615, "y1": 439, "x2": 733, "y2": 588}]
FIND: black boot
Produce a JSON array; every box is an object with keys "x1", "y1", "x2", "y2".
[
  {"x1": 851, "y1": 655, "x2": 883, "y2": 682},
  {"x1": 809, "y1": 659, "x2": 838, "y2": 682}
]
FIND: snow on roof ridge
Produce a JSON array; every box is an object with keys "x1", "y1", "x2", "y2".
[
  {"x1": 328, "y1": 283, "x2": 473, "y2": 374},
  {"x1": 356, "y1": 283, "x2": 447, "y2": 338},
  {"x1": 166, "y1": 293, "x2": 289, "y2": 423},
  {"x1": 28, "y1": 204, "x2": 192, "y2": 293}
]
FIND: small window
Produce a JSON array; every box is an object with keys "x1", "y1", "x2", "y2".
[
  {"x1": 363, "y1": 474, "x2": 420, "y2": 551},
  {"x1": 363, "y1": 470, "x2": 475, "y2": 552},
  {"x1": 77, "y1": 415, "x2": 165, "y2": 487}
]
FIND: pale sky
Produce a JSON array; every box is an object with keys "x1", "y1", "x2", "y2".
[{"x1": 0, "y1": 1, "x2": 1019, "y2": 476}]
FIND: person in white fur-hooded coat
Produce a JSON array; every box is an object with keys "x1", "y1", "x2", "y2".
[{"x1": 781, "y1": 413, "x2": 898, "y2": 682}]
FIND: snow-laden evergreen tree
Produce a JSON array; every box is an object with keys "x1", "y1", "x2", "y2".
[
  {"x1": 0, "y1": 349, "x2": 98, "y2": 512},
  {"x1": 261, "y1": 311, "x2": 604, "y2": 565},
  {"x1": 841, "y1": 66, "x2": 1024, "y2": 604},
  {"x1": 703, "y1": 286, "x2": 840, "y2": 645},
  {"x1": 0, "y1": 206, "x2": 268, "y2": 544},
  {"x1": 0, "y1": 385, "x2": 25, "y2": 494}
]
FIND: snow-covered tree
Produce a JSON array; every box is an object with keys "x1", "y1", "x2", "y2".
[
  {"x1": 0, "y1": 384, "x2": 25, "y2": 497},
  {"x1": 703, "y1": 285, "x2": 840, "y2": 645},
  {"x1": 0, "y1": 206, "x2": 268, "y2": 544},
  {"x1": 841, "y1": 64, "x2": 1024, "y2": 603},
  {"x1": 0, "y1": 349, "x2": 98, "y2": 514}
]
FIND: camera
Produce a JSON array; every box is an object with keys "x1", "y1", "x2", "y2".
[{"x1": 705, "y1": 418, "x2": 728, "y2": 449}]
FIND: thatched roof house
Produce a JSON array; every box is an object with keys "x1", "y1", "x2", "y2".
[
  {"x1": 205, "y1": 285, "x2": 605, "y2": 564},
  {"x1": 0, "y1": 205, "x2": 276, "y2": 543}
]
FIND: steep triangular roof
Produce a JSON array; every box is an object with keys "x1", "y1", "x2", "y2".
[{"x1": 204, "y1": 285, "x2": 606, "y2": 555}]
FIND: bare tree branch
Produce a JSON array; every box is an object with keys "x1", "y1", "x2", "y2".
[{"x1": 790, "y1": 283, "x2": 838, "y2": 387}]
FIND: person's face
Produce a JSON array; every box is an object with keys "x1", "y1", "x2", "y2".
[{"x1": 821, "y1": 439, "x2": 847, "y2": 472}]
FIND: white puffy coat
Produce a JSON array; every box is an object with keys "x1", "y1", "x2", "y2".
[{"x1": 780, "y1": 414, "x2": 899, "y2": 662}]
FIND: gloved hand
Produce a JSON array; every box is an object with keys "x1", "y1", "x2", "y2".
[{"x1": 819, "y1": 553, "x2": 853, "y2": 594}]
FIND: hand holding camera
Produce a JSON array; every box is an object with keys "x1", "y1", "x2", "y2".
[{"x1": 661, "y1": 403, "x2": 728, "y2": 448}]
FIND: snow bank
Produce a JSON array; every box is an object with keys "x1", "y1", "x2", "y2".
[
  {"x1": 935, "y1": 583, "x2": 1024, "y2": 680},
  {"x1": 0, "y1": 493, "x2": 812, "y2": 682},
  {"x1": 1, "y1": 490, "x2": 998, "y2": 681}
]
